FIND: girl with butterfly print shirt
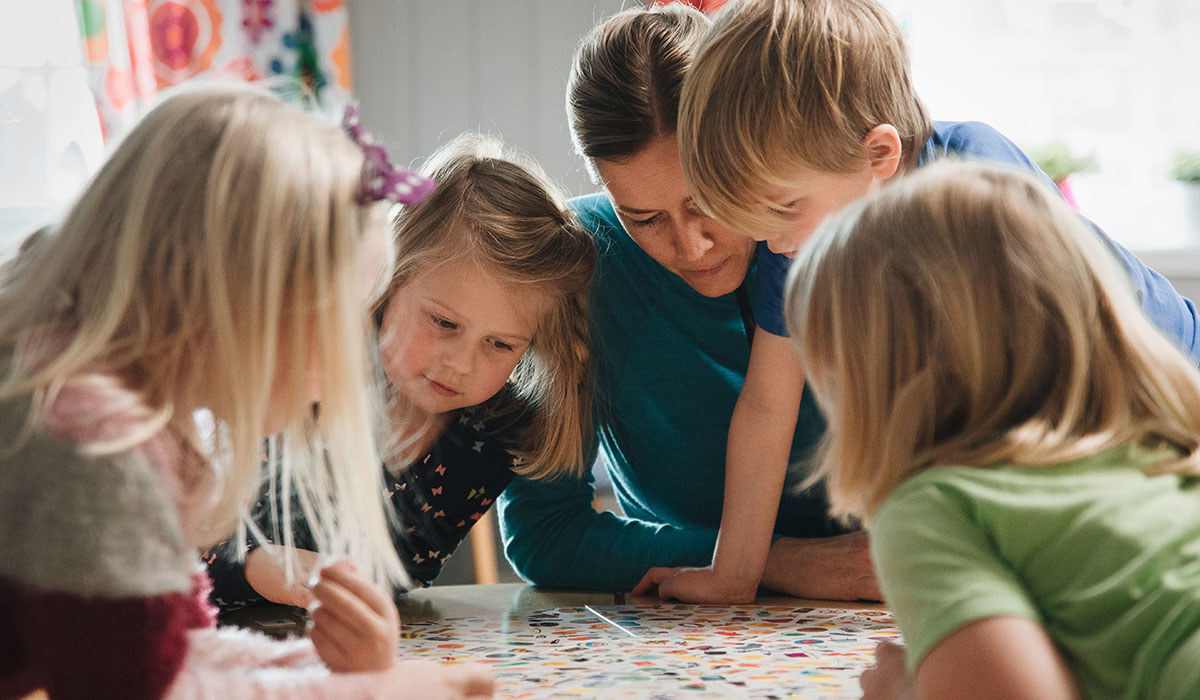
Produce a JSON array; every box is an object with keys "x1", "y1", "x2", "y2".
[{"x1": 207, "y1": 131, "x2": 595, "y2": 607}]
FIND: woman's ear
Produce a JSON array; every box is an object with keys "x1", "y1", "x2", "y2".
[{"x1": 862, "y1": 124, "x2": 902, "y2": 181}]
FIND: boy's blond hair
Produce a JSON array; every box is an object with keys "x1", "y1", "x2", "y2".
[
  {"x1": 786, "y1": 161, "x2": 1200, "y2": 521},
  {"x1": 0, "y1": 83, "x2": 412, "y2": 590},
  {"x1": 680, "y1": 0, "x2": 931, "y2": 236},
  {"x1": 383, "y1": 133, "x2": 595, "y2": 480}
]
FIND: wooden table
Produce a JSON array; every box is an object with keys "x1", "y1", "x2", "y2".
[
  {"x1": 224, "y1": 583, "x2": 888, "y2": 634},
  {"x1": 393, "y1": 583, "x2": 886, "y2": 622},
  {"x1": 223, "y1": 583, "x2": 892, "y2": 633}
]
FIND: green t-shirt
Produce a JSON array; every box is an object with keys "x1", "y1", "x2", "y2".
[{"x1": 871, "y1": 445, "x2": 1200, "y2": 699}]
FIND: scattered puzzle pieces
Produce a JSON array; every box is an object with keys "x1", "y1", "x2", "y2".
[{"x1": 397, "y1": 604, "x2": 901, "y2": 699}]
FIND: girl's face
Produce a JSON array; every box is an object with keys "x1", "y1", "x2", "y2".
[{"x1": 379, "y1": 258, "x2": 545, "y2": 415}]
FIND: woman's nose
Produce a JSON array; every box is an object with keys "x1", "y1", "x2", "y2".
[{"x1": 675, "y1": 217, "x2": 714, "y2": 262}]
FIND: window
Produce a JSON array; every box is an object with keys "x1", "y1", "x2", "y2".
[
  {"x1": 884, "y1": 0, "x2": 1200, "y2": 250},
  {"x1": 0, "y1": 2, "x2": 104, "y2": 256}
]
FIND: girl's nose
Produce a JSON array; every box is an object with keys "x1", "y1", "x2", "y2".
[{"x1": 439, "y1": 340, "x2": 474, "y2": 375}]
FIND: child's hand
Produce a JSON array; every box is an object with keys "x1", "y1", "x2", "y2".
[
  {"x1": 859, "y1": 641, "x2": 916, "y2": 700},
  {"x1": 631, "y1": 566, "x2": 757, "y2": 604},
  {"x1": 380, "y1": 660, "x2": 494, "y2": 699},
  {"x1": 308, "y1": 559, "x2": 400, "y2": 673},
  {"x1": 245, "y1": 544, "x2": 320, "y2": 608}
]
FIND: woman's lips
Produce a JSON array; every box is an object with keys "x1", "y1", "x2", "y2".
[{"x1": 687, "y1": 257, "x2": 728, "y2": 278}]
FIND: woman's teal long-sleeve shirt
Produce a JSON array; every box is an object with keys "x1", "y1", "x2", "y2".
[{"x1": 495, "y1": 194, "x2": 837, "y2": 590}]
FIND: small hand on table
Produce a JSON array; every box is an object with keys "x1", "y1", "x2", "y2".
[
  {"x1": 308, "y1": 559, "x2": 401, "y2": 673},
  {"x1": 860, "y1": 641, "x2": 917, "y2": 700}
]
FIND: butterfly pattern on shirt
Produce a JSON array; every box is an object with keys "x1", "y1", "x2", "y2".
[{"x1": 384, "y1": 403, "x2": 519, "y2": 585}]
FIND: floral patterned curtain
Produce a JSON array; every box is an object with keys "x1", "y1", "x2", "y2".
[
  {"x1": 652, "y1": 0, "x2": 727, "y2": 13},
  {"x1": 74, "y1": 0, "x2": 354, "y2": 137}
]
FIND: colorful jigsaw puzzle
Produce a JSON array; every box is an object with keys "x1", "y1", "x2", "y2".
[{"x1": 398, "y1": 605, "x2": 901, "y2": 699}]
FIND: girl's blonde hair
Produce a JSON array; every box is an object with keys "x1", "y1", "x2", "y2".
[
  {"x1": 0, "y1": 83, "x2": 411, "y2": 589},
  {"x1": 680, "y1": 0, "x2": 931, "y2": 237},
  {"x1": 383, "y1": 132, "x2": 595, "y2": 480},
  {"x1": 566, "y1": 3, "x2": 710, "y2": 180},
  {"x1": 785, "y1": 161, "x2": 1200, "y2": 521}
]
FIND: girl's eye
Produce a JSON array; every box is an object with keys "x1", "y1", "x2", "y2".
[
  {"x1": 490, "y1": 339, "x2": 514, "y2": 352},
  {"x1": 430, "y1": 314, "x2": 457, "y2": 330},
  {"x1": 628, "y1": 213, "x2": 663, "y2": 228}
]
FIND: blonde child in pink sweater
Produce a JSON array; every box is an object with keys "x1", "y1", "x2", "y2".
[{"x1": 0, "y1": 84, "x2": 492, "y2": 700}]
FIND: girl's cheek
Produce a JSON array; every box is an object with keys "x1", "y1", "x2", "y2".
[{"x1": 379, "y1": 333, "x2": 415, "y2": 387}]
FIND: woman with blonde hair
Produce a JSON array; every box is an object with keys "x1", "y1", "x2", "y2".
[
  {"x1": 787, "y1": 160, "x2": 1200, "y2": 700},
  {"x1": 0, "y1": 83, "x2": 491, "y2": 699}
]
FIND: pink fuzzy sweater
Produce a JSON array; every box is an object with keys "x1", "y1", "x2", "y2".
[{"x1": 0, "y1": 373, "x2": 404, "y2": 699}]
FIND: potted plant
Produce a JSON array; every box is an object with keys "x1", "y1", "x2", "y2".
[
  {"x1": 1171, "y1": 149, "x2": 1200, "y2": 243},
  {"x1": 1028, "y1": 141, "x2": 1098, "y2": 212}
]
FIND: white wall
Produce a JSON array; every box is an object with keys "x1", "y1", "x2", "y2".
[{"x1": 347, "y1": 0, "x2": 627, "y2": 199}]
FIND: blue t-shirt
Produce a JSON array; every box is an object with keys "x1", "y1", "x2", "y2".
[{"x1": 753, "y1": 121, "x2": 1200, "y2": 365}]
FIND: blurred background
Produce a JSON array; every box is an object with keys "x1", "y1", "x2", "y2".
[{"x1": 3, "y1": 0, "x2": 1200, "y2": 583}]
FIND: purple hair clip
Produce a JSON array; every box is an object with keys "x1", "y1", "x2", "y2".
[{"x1": 342, "y1": 105, "x2": 436, "y2": 205}]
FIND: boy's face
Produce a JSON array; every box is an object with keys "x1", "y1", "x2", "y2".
[
  {"x1": 597, "y1": 136, "x2": 756, "y2": 298},
  {"x1": 753, "y1": 164, "x2": 881, "y2": 258}
]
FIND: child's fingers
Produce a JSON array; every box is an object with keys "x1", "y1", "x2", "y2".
[
  {"x1": 449, "y1": 665, "x2": 496, "y2": 698},
  {"x1": 308, "y1": 618, "x2": 352, "y2": 671},
  {"x1": 310, "y1": 605, "x2": 368, "y2": 656},
  {"x1": 874, "y1": 640, "x2": 905, "y2": 665},
  {"x1": 245, "y1": 545, "x2": 319, "y2": 607},
  {"x1": 310, "y1": 585, "x2": 396, "y2": 673},
  {"x1": 312, "y1": 575, "x2": 386, "y2": 634},
  {"x1": 318, "y1": 561, "x2": 398, "y2": 622}
]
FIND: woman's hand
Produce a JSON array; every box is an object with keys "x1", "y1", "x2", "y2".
[
  {"x1": 309, "y1": 560, "x2": 401, "y2": 673},
  {"x1": 631, "y1": 566, "x2": 757, "y2": 604}
]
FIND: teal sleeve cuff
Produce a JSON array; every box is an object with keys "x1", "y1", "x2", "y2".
[{"x1": 497, "y1": 473, "x2": 718, "y2": 590}]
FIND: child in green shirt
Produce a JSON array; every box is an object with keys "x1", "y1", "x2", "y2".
[{"x1": 786, "y1": 160, "x2": 1200, "y2": 700}]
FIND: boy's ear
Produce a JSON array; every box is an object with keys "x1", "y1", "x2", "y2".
[{"x1": 862, "y1": 124, "x2": 902, "y2": 180}]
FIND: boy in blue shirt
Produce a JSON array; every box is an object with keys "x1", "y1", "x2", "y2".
[{"x1": 629, "y1": 0, "x2": 1200, "y2": 604}]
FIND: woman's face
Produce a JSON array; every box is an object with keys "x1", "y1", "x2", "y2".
[
  {"x1": 378, "y1": 258, "x2": 545, "y2": 415},
  {"x1": 596, "y1": 135, "x2": 755, "y2": 298}
]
